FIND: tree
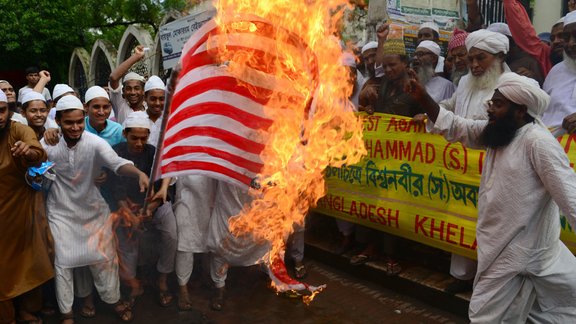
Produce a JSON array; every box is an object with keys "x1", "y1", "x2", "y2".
[{"x1": 0, "y1": 0, "x2": 192, "y2": 84}]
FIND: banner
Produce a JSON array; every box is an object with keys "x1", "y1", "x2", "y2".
[
  {"x1": 159, "y1": 7, "x2": 216, "y2": 70},
  {"x1": 315, "y1": 113, "x2": 576, "y2": 259}
]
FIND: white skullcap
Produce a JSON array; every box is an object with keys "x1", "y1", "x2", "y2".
[
  {"x1": 417, "y1": 40, "x2": 441, "y2": 56},
  {"x1": 53, "y1": 84, "x2": 74, "y2": 100},
  {"x1": 123, "y1": 72, "x2": 145, "y2": 84},
  {"x1": 341, "y1": 52, "x2": 357, "y2": 67},
  {"x1": 0, "y1": 91, "x2": 6, "y2": 103},
  {"x1": 21, "y1": 91, "x2": 46, "y2": 105},
  {"x1": 84, "y1": 86, "x2": 109, "y2": 103},
  {"x1": 55, "y1": 95, "x2": 84, "y2": 112},
  {"x1": 466, "y1": 29, "x2": 509, "y2": 54},
  {"x1": 496, "y1": 72, "x2": 550, "y2": 120},
  {"x1": 565, "y1": 11, "x2": 576, "y2": 27},
  {"x1": 556, "y1": 16, "x2": 565, "y2": 26},
  {"x1": 123, "y1": 111, "x2": 152, "y2": 129},
  {"x1": 144, "y1": 75, "x2": 165, "y2": 92},
  {"x1": 361, "y1": 41, "x2": 378, "y2": 54},
  {"x1": 487, "y1": 23, "x2": 512, "y2": 37},
  {"x1": 419, "y1": 22, "x2": 439, "y2": 34}
]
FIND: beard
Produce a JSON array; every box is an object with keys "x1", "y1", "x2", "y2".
[
  {"x1": 451, "y1": 67, "x2": 469, "y2": 86},
  {"x1": 470, "y1": 61, "x2": 502, "y2": 90},
  {"x1": 416, "y1": 63, "x2": 435, "y2": 86},
  {"x1": 480, "y1": 108, "x2": 518, "y2": 149},
  {"x1": 551, "y1": 49, "x2": 563, "y2": 65}
]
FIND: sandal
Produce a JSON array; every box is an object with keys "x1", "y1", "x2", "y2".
[
  {"x1": 385, "y1": 258, "x2": 402, "y2": 276},
  {"x1": 158, "y1": 290, "x2": 174, "y2": 307},
  {"x1": 210, "y1": 287, "x2": 225, "y2": 311},
  {"x1": 127, "y1": 286, "x2": 144, "y2": 308},
  {"x1": 60, "y1": 312, "x2": 74, "y2": 324},
  {"x1": 79, "y1": 304, "x2": 96, "y2": 318},
  {"x1": 294, "y1": 264, "x2": 307, "y2": 279},
  {"x1": 178, "y1": 295, "x2": 194, "y2": 311},
  {"x1": 350, "y1": 254, "x2": 371, "y2": 266},
  {"x1": 113, "y1": 301, "x2": 134, "y2": 323}
]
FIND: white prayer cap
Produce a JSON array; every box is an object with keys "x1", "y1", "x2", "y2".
[
  {"x1": 416, "y1": 40, "x2": 441, "y2": 56},
  {"x1": 123, "y1": 72, "x2": 145, "y2": 84},
  {"x1": 487, "y1": 23, "x2": 512, "y2": 37},
  {"x1": 496, "y1": 72, "x2": 550, "y2": 120},
  {"x1": 0, "y1": 91, "x2": 6, "y2": 103},
  {"x1": 21, "y1": 91, "x2": 46, "y2": 105},
  {"x1": 419, "y1": 22, "x2": 439, "y2": 34},
  {"x1": 466, "y1": 29, "x2": 509, "y2": 54},
  {"x1": 144, "y1": 75, "x2": 165, "y2": 92},
  {"x1": 123, "y1": 111, "x2": 152, "y2": 129},
  {"x1": 341, "y1": 52, "x2": 357, "y2": 67},
  {"x1": 53, "y1": 84, "x2": 74, "y2": 100},
  {"x1": 55, "y1": 95, "x2": 84, "y2": 112},
  {"x1": 84, "y1": 86, "x2": 109, "y2": 103},
  {"x1": 565, "y1": 11, "x2": 576, "y2": 27},
  {"x1": 555, "y1": 16, "x2": 565, "y2": 26},
  {"x1": 361, "y1": 41, "x2": 378, "y2": 54}
]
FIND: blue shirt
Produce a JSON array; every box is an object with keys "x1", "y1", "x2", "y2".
[{"x1": 85, "y1": 117, "x2": 125, "y2": 147}]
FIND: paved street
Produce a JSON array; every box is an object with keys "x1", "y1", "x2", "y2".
[{"x1": 44, "y1": 258, "x2": 466, "y2": 324}]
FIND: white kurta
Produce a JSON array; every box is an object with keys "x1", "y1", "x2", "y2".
[
  {"x1": 430, "y1": 108, "x2": 576, "y2": 322},
  {"x1": 42, "y1": 132, "x2": 133, "y2": 268},
  {"x1": 109, "y1": 83, "x2": 147, "y2": 125},
  {"x1": 147, "y1": 114, "x2": 163, "y2": 148},
  {"x1": 542, "y1": 60, "x2": 576, "y2": 136},
  {"x1": 425, "y1": 76, "x2": 456, "y2": 104}
]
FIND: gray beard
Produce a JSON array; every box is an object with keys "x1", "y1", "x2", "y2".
[
  {"x1": 451, "y1": 68, "x2": 468, "y2": 87},
  {"x1": 416, "y1": 64, "x2": 435, "y2": 86},
  {"x1": 470, "y1": 61, "x2": 502, "y2": 90}
]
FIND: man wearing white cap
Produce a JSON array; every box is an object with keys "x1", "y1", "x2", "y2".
[
  {"x1": 412, "y1": 40, "x2": 455, "y2": 103},
  {"x1": 417, "y1": 22, "x2": 446, "y2": 77},
  {"x1": 107, "y1": 111, "x2": 177, "y2": 308},
  {"x1": 143, "y1": 75, "x2": 166, "y2": 147},
  {"x1": 49, "y1": 83, "x2": 76, "y2": 120},
  {"x1": 109, "y1": 45, "x2": 147, "y2": 124},
  {"x1": 358, "y1": 41, "x2": 383, "y2": 112},
  {"x1": 0, "y1": 90, "x2": 54, "y2": 324},
  {"x1": 84, "y1": 86, "x2": 124, "y2": 146},
  {"x1": 41, "y1": 95, "x2": 149, "y2": 323},
  {"x1": 542, "y1": 10, "x2": 576, "y2": 136},
  {"x1": 409, "y1": 72, "x2": 576, "y2": 322},
  {"x1": 20, "y1": 91, "x2": 57, "y2": 140}
]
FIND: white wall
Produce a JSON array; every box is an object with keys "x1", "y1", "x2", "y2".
[{"x1": 532, "y1": 0, "x2": 562, "y2": 34}]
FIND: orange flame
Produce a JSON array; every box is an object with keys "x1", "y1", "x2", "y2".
[{"x1": 211, "y1": 0, "x2": 366, "y2": 271}]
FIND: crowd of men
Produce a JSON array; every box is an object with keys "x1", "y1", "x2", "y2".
[{"x1": 4, "y1": 0, "x2": 576, "y2": 322}]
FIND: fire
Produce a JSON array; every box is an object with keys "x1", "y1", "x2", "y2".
[{"x1": 210, "y1": 0, "x2": 366, "y2": 285}]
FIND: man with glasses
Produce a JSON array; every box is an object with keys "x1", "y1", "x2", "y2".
[
  {"x1": 542, "y1": 11, "x2": 576, "y2": 136},
  {"x1": 412, "y1": 40, "x2": 455, "y2": 103}
]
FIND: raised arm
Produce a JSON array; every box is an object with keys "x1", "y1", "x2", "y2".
[
  {"x1": 465, "y1": 0, "x2": 483, "y2": 32},
  {"x1": 33, "y1": 71, "x2": 51, "y2": 94},
  {"x1": 109, "y1": 45, "x2": 145, "y2": 91},
  {"x1": 375, "y1": 22, "x2": 390, "y2": 68}
]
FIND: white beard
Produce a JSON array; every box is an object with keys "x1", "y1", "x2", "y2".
[
  {"x1": 416, "y1": 63, "x2": 436, "y2": 86},
  {"x1": 470, "y1": 61, "x2": 503, "y2": 90}
]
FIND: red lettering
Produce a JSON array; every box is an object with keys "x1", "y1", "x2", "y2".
[
  {"x1": 386, "y1": 117, "x2": 398, "y2": 132},
  {"x1": 415, "y1": 215, "x2": 428, "y2": 236},
  {"x1": 448, "y1": 148, "x2": 461, "y2": 170},
  {"x1": 399, "y1": 141, "x2": 411, "y2": 160},
  {"x1": 429, "y1": 219, "x2": 445, "y2": 240},
  {"x1": 446, "y1": 223, "x2": 457, "y2": 244},
  {"x1": 425, "y1": 143, "x2": 435, "y2": 164},
  {"x1": 459, "y1": 226, "x2": 472, "y2": 249},
  {"x1": 563, "y1": 134, "x2": 576, "y2": 169},
  {"x1": 388, "y1": 209, "x2": 399, "y2": 228},
  {"x1": 478, "y1": 151, "x2": 484, "y2": 174},
  {"x1": 412, "y1": 142, "x2": 423, "y2": 162},
  {"x1": 386, "y1": 140, "x2": 398, "y2": 159},
  {"x1": 373, "y1": 140, "x2": 383, "y2": 159},
  {"x1": 359, "y1": 202, "x2": 367, "y2": 219},
  {"x1": 349, "y1": 200, "x2": 358, "y2": 217}
]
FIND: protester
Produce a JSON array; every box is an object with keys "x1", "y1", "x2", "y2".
[
  {"x1": 143, "y1": 75, "x2": 166, "y2": 147},
  {"x1": 84, "y1": 86, "x2": 124, "y2": 146},
  {"x1": 447, "y1": 29, "x2": 469, "y2": 86},
  {"x1": 409, "y1": 70, "x2": 576, "y2": 323},
  {"x1": 41, "y1": 95, "x2": 149, "y2": 323},
  {"x1": 358, "y1": 41, "x2": 382, "y2": 113},
  {"x1": 504, "y1": 0, "x2": 564, "y2": 75},
  {"x1": 412, "y1": 40, "x2": 455, "y2": 103},
  {"x1": 0, "y1": 90, "x2": 54, "y2": 324},
  {"x1": 542, "y1": 10, "x2": 576, "y2": 136},
  {"x1": 109, "y1": 45, "x2": 147, "y2": 124},
  {"x1": 50, "y1": 84, "x2": 77, "y2": 120},
  {"x1": 417, "y1": 21, "x2": 446, "y2": 77},
  {"x1": 18, "y1": 66, "x2": 52, "y2": 105},
  {"x1": 1, "y1": 79, "x2": 28, "y2": 124},
  {"x1": 109, "y1": 111, "x2": 177, "y2": 308},
  {"x1": 20, "y1": 91, "x2": 57, "y2": 140}
]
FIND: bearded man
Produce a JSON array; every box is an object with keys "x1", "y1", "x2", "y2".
[
  {"x1": 412, "y1": 40, "x2": 455, "y2": 103},
  {"x1": 410, "y1": 71, "x2": 576, "y2": 323},
  {"x1": 447, "y1": 29, "x2": 469, "y2": 87},
  {"x1": 542, "y1": 11, "x2": 576, "y2": 136}
]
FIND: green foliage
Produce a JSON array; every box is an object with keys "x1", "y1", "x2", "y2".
[{"x1": 0, "y1": 0, "x2": 190, "y2": 83}]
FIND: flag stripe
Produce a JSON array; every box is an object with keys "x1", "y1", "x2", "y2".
[
  {"x1": 162, "y1": 145, "x2": 263, "y2": 173},
  {"x1": 168, "y1": 102, "x2": 272, "y2": 131},
  {"x1": 161, "y1": 160, "x2": 252, "y2": 186},
  {"x1": 163, "y1": 126, "x2": 264, "y2": 154}
]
